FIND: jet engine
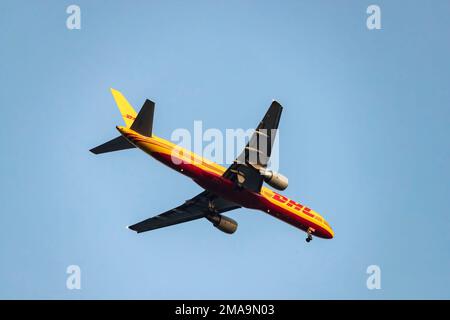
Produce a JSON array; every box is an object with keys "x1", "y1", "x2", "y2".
[
  {"x1": 206, "y1": 214, "x2": 238, "y2": 234},
  {"x1": 260, "y1": 170, "x2": 288, "y2": 190}
]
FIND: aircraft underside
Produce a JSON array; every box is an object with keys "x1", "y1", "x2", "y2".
[{"x1": 91, "y1": 89, "x2": 334, "y2": 242}]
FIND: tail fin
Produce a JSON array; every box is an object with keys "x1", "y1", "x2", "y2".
[
  {"x1": 90, "y1": 90, "x2": 155, "y2": 154},
  {"x1": 110, "y1": 88, "x2": 138, "y2": 128}
]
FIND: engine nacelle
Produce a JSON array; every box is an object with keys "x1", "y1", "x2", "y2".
[
  {"x1": 261, "y1": 170, "x2": 289, "y2": 190},
  {"x1": 207, "y1": 214, "x2": 238, "y2": 234}
]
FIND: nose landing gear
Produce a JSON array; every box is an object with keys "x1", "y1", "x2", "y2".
[{"x1": 306, "y1": 227, "x2": 314, "y2": 243}]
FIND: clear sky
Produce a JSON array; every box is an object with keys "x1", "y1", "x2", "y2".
[{"x1": 0, "y1": 0, "x2": 449, "y2": 299}]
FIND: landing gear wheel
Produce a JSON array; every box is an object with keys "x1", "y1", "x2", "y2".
[{"x1": 306, "y1": 227, "x2": 314, "y2": 243}]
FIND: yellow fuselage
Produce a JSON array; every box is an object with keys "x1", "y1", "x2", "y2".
[{"x1": 117, "y1": 126, "x2": 334, "y2": 239}]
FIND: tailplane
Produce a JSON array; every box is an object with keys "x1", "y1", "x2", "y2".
[
  {"x1": 90, "y1": 135, "x2": 135, "y2": 154},
  {"x1": 90, "y1": 89, "x2": 155, "y2": 155},
  {"x1": 130, "y1": 99, "x2": 154, "y2": 137}
]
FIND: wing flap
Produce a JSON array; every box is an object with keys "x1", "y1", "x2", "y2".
[
  {"x1": 223, "y1": 101, "x2": 283, "y2": 192},
  {"x1": 128, "y1": 207, "x2": 206, "y2": 233},
  {"x1": 128, "y1": 191, "x2": 240, "y2": 233}
]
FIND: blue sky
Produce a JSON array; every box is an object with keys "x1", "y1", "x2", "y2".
[{"x1": 0, "y1": 0, "x2": 449, "y2": 299}]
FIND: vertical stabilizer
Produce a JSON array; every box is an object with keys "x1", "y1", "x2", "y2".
[{"x1": 110, "y1": 88, "x2": 138, "y2": 128}]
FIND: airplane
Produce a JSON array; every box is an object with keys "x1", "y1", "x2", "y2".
[{"x1": 90, "y1": 89, "x2": 334, "y2": 242}]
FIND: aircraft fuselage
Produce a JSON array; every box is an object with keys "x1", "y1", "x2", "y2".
[{"x1": 117, "y1": 126, "x2": 334, "y2": 239}]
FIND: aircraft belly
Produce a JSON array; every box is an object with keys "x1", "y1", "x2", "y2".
[
  {"x1": 262, "y1": 199, "x2": 331, "y2": 239},
  {"x1": 148, "y1": 151, "x2": 332, "y2": 238}
]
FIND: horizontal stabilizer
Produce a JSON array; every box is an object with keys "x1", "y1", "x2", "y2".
[
  {"x1": 90, "y1": 135, "x2": 135, "y2": 154},
  {"x1": 130, "y1": 99, "x2": 155, "y2": 137}
]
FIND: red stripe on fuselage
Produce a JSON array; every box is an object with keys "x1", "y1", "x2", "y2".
[{"x1": 150, "y1": 151, "x2": 332, "y2": 239}]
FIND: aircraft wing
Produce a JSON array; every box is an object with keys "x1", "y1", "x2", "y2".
[
  {"x1": 128, "y1": 191, "x2": 240, "y2": 233},
  {"x1": 222, "y1": 101, "x2": 283, "y2": 192}
]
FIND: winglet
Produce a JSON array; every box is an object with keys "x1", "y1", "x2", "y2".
[{"x1": 110, "y1": 88, "x2": 138, "y2": 128}]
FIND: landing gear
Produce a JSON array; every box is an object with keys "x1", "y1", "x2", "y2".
[
  {"x1": 306, "y1": 227, "x2": 314, "y2": 243},
  {"x1": 208, "y1": 200, "x2": 216, "y2": 213}
]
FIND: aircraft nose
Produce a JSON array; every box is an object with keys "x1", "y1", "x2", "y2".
[
  {"x1": 323, "y1": 220, "x2": 334, "y2": 239},
  {"x1": 328, "y1": 228, "x2": 334, "y2": 239}
]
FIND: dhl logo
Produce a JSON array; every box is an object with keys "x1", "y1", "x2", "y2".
[
  {"x1": 272, "y1": 193, "x2": 314, "y2": 218},
  {"x1": 125, "y1": 114, "x2": 136, "y2": 120}
]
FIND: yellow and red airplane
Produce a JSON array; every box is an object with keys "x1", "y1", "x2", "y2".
[{"x1": 91, "y1": 89, "x2": 334, "y2": 242}]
